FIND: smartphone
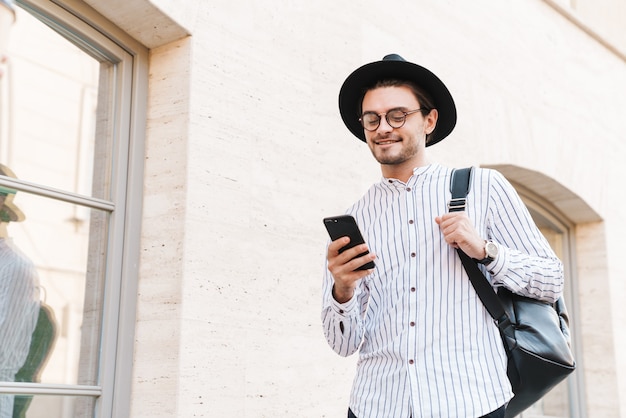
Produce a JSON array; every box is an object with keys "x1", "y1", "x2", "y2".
[{"x1": 323, "y1": 215, "x2": 375, "y2": 271}]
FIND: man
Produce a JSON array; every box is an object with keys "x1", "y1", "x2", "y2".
[
  {"x1": 321, "y1": 54, "x2": 564, "y2": 418},
  {"x1": 0, "y1": 164, "x2": 40, "y2": 417}
]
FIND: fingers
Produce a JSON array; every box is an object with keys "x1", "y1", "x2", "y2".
[
  {"x1": 327, "y1": 238, "x2": 375, "y2": 273},
  {"x1": 436, "y1": 213, "x2": 466, "y2": 243},
  {"x1": 327, "y1": 237, "x2": 375, "y2": 302},
  {"x1": 436, "y1": 212, "x2": 485, "y2": 258}
]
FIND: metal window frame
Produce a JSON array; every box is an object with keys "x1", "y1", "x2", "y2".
[{"x1": 1, "y1": 0, "x2": 148, "y2": 416}]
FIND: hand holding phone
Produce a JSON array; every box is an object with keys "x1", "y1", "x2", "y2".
[{"x1": 323, "y1": 215, "x2": 375, "y2": 271}]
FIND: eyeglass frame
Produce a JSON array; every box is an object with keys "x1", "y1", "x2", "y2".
[{"x1": 358, "y1": 108, "x2": 428, "y2": 132}]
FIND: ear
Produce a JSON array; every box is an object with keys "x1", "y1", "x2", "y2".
[{"x1": 424, "y1": 108, "x2": 438, "y2": 135}]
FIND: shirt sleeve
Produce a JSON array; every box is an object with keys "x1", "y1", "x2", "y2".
[
  {"x1": 0, "y1": 252, "x2": 41, "y2": 372},
  {"x1": 320, "y1": 256, "x2": 368, "y2": 357},
  {"x1": 485, "y1": 170, "x2": 564, "y2": 303}
]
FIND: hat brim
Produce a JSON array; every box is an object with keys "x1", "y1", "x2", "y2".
[
  {"x1": 339, "y1": 57, "x2": 457, "y2": 146},
  {"x1": 0, "y1": 164, "x2": 24, "y2": 222},
  {"x1": 0, "y1": 197, "x2": 24, "y2": 222}
]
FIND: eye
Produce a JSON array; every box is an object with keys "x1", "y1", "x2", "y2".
[
  {"x1": 387, "y1": 110, "x2": 406, "y2": 123},
  {"x1": 360, "y1": 113, "x2": 379, "y2": 126}
]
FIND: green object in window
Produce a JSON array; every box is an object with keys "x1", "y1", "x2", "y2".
[{"x1": 12, "y1": 303, "x2": 58, "y2": 418}]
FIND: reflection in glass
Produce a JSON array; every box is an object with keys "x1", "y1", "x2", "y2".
[
  {"x1": 0, "y1": 394, "x2": 95, "y2": 418},
  {"x1": 2, "y1": 2, "x2": 128, "y2": 417},
  {"x1": 0, "y1": 171, "x2": 108, "y2": 393},
  {"x1": 1, "y1": 6, "x2": 112, "y2": 201},
  {"x1": 0, "y1": 164, "x2": 42, "y2": 418}
]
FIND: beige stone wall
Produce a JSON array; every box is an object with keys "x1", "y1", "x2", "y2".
[{"x1": 105, "y1": 0, "x2": 626, "y2": 416}]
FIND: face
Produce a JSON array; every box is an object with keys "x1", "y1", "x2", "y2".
[{"x1": 361, "y1": 85, "x2": 437, "y2": 172}]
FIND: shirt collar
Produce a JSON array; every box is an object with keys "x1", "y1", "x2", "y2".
[{"x1": 381, "y1": 163, "x2": 440, "y2": 190}]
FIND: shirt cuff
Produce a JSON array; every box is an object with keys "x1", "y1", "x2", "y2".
[
  {"x1": 330, "y1": 291, "x2": 359, "y2": 317},
  {"x1": 487, "y1": 243, "x2": 507, "y2": 279}
]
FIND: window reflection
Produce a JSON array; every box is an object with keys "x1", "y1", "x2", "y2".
[
  {"x1": 0, "y1": 165, "x2": 107, "y2": 400},
  {"x1": 0, "y1": 164, "x2": 42, "y2": 417},
  {"x1": 0, "y1": 177, "x2": 107, "y2": 415},
  {"x1": 1, "y1": 1, "x2": 141, "y2": 416},
  {"x1": 7, "y1": 188, "x2": 106, "y2": 388},
  {"x1": 1, "y1": 5, "x2": 109, "y2": 200},
  {"x1": 0, "y1": 393, "x2": 95, "y2": 417}
]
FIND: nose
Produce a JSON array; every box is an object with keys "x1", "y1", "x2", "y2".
[{"x1": 376, "y1": 114, "x2": 393, "y2": 132}]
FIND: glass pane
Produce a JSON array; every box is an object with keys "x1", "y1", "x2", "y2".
[
  {"x1": 0, "y1": 393, "x2": 96, "y2": 417},
  {"x1": 1, "y1": 5, "x2": 113, "y2": 200},
  {"x1": 0, "y1": 187, "x2": 107, "y2": 387},
  {"x1": 524, "y1": 208, "x2": 572, "y2": 418}
]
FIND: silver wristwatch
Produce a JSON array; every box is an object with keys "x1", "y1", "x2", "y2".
[{"x1": 476, "y1": 241, "x2": 498, "y2": 265}]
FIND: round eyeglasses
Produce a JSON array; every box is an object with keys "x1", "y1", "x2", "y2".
[{"x1": 359, "y1": 108, "x2": 424, "y2": 132}]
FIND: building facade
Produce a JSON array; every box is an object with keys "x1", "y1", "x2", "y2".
[{"x1": 0, "y1": 0, "x2": 624, "y2": 417}]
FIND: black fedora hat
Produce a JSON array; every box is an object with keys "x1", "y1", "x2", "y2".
[{"x1": 338, "y1": 54, "x2": 457, "y2": 146}]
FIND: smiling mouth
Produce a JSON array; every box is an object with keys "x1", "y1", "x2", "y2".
[{"x1": 375, "y1": 138, "x2": 401, "y2": 146}]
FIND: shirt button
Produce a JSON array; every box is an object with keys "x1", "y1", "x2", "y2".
[
  {"x1": 411, "y1": 287, "x2": 416, "y2": 292},
  {"x1": 409, "y1": 359, "x2": 414, "y2": 365},
  {"x1": 411, "y1": 252, "x2": 416, "y2": 257},
  {"x1": 406, "y1": 187, "x2": 411, "y2": 192},
  {"x1": 410, "y1": 321, "x2": 415, "y2": 327},
  {"x1": 408, "y1": 219, "x2": 414, "y2": 224}
]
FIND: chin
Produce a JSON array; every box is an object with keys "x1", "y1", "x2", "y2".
[{"x1": 375, "y1": 155, "x2": 408, "y2": 166}]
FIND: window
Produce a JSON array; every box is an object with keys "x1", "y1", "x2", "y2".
[
  {"x1": 514, "y1": 186, "x2": 585, "y2": 418},
  {"x1": 0, "y1": 0, "x2": 147, "y2": 416}
]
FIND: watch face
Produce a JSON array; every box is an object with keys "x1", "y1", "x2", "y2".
[{"x1": 486, "y1": 242, "x2": 498, "y2": 258}]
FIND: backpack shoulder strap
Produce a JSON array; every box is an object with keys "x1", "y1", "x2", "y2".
[
  {"x1": 448, "y1": 167, "x2": 511, "y2": 328},
  {"x1": 449, "y1": 167, "x2": 472, "y2": 212}
]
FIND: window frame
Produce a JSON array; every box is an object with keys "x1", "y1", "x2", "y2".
[{"x1": 0, "y1": 0, "x2": 148, "y2": 416}]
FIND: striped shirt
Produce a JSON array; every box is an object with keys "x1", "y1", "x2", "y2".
[
  {"x1": 0, "y1": 237, "x2": 40, "y2": 418},
  {"x1": 321, "y1": 164, "x2": 564, "y2": 418}
]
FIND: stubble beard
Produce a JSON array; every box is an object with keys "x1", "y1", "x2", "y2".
[{"x1": 369, "y1": 134, "x2": 420, "y2": 166}]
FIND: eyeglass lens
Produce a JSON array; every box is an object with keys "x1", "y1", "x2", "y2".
[{"x1": 360, "y1": 109, "x2": 412, "y2": 131}]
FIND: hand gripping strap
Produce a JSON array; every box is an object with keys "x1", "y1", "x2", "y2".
[{"x1": 449, "y1": 168, "x2": 511, "y2": 328}]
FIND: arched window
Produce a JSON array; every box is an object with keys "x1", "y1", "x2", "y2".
[
  {"x1": 485, "y1": 164, "x2": 594, "y2": 418},
  {"x1": 0, "y1": 0, "x2": 147, "y2": 416}
]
